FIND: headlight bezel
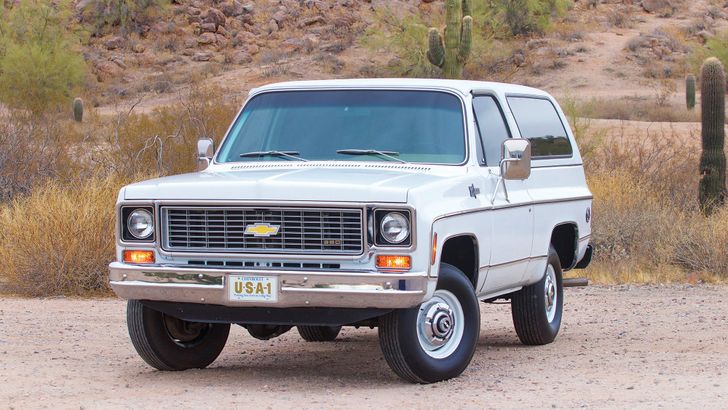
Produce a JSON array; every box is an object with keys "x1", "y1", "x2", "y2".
[
  {"x1": 121, "y1": 206, "x2": 155, "y2": 242},
  {"x1": 373, "y1": 209, "x2": 412, "y2": 247}
]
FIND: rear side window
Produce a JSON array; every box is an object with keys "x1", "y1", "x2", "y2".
[
  {"x1": 507, "y1": 97, "x2": 573, "y2": 158},
  {"x1": 472, "y1": 96, "x2": 511, "y2": 166}
]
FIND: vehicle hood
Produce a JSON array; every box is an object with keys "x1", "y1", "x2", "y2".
[{"x1": 122, "y1": 164, "x2": 453, "y2": 203}]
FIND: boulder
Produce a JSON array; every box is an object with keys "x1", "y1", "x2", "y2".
[
  {"x1": 192, "y1": 52, "x2": 213, "y2": 62},
  {"x1": 272, "y1": 9, "x2": 287, "y2": 24},
  {"x1": 200, "y1": 23, "x2": 217, "y2": 33},
  {"x1": 203, "y1": 7, "x2": 227, "y2": 28},
  {"x1": 198, "y1": 32, "x2": 217, "y2": 45},
  {"x1": 104, "y1": 36, "x2": 126, "y2": 50},
  {"x1": 221, "y1": 0, "x2": 244, "y2": 17},
  {"x1": 641, "y1": 0, "x2": 673, "y2": 13}
]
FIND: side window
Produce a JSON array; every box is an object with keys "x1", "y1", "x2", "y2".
[
  {"x1": 506, "y1": 96, "x2": 573, "y2": 158},
  {"x1": 472, "y1": 96, "x2": 511, "y2": 166}
]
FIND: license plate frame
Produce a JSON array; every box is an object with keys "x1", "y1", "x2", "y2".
[{"x1": 228, "y1": 275, "x2": 278, "y2": 303}]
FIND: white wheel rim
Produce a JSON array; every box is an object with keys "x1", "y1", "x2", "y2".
[
  {"x1": 416, "y1": 289, "x2": 465, "y2": 359},
  {"x1": 544, "y1": 264, "x2": 558, "y2": 323}
]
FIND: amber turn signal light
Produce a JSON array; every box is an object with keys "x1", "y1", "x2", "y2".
[
  {"x1": 123, "y1": 250, "x2": 155, "y2": 264},
  {"x1": 431, "y1": 233, "x2": 438, "y2": 265},
  {"x1": 376, "y1": 255, "x2": 411, "y2": 270}
]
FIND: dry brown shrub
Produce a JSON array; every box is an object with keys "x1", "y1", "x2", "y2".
[
  {"x1": 0, "y1": 112, "x2": 83, "y2": 201},
  {"x1": 0, "y1": 174, "x2": 134, "y2": 296},
  {"x1": 582, "y1": 122, "x2": 728, "y2": 282},
  {"x1": 91, "y1": 85, "x2": 241, "y2": 176},
  {"x1": 588, "y1": 170, "x2": 678, "y2": 264},
  {"x1": 579, "y1": 97, "x2": 699, "y2": 122}
]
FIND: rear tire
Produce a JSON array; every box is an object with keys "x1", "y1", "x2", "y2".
[
  {"x1": 378, "y1": 263, "x2": 480, "y2": 383},
  {"x1": 297, "y1": 325, "x2": 341, "y2": 342},
  {"x1": 127, "y1": 300, "x2": 230, "y2": 371},
  {"x1": 511, "y1": 246, "x2": 564, "y2": 345}
]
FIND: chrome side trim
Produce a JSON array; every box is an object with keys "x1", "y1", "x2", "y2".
[
  {"x1": 479, "y1": 255, "x2": 548, "y2": 271},
  {"x1": 433, "y1": 195, "x2": 593, "y2": 224}
]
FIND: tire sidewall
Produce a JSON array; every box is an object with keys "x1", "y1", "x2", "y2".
[
  {"x1": 538, "y1": 249, "x2": 564, "y2": 339},
  {"x1": 132, "y1": 302, "x2": 230, "y2": 370},
  {"x1": 395, "y1": 263, "x2": 480, "y2": 383}
]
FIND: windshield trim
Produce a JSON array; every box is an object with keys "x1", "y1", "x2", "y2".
[{"x1": 212, "y1": 87, "x2": 470, "y2": 167}]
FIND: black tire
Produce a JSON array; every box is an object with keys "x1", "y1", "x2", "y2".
[
  {"x1": 297, "y1": 325, "x2": 341, "y2": 342},
  {"x1": 511, "y1": 246, "x2": 564, "y2": 345},
  {"x1": 127, "y1": 300, "x2": 230, "y2": 371},
  {"x1": 378, "y1": 263, "x2": 480, "y2": 384}
]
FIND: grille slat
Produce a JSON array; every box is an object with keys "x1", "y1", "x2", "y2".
[{"x1": 162, "y1": 206, "x2": 364, "y2": 255}]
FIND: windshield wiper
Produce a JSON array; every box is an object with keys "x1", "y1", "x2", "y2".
[
  {"x1": 336, "y1": 149, "x2": 407, "y2": 164},
  {"x1": 239, "y1": 150, "x2": 308, "y2": 162}
]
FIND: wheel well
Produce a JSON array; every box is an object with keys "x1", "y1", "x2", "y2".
[
  {"x1": 440, "y1": 235, "x2": 478, "y2": 289},
  {"x1": 551, "y1": 224, "x2": 577, "y2": 271}
]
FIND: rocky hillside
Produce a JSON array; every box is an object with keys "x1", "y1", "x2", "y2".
[{"x1": 79, "y1": 0, "x2": 728, "y2": 112}]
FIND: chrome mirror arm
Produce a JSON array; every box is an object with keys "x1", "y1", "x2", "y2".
[{"x1": 490, "y1": 158, "x2": 518, "y2": 204}]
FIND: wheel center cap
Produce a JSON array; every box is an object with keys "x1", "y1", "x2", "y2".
[
  {"x1": 423, "y1": 303, "x2": 455, "y2": 346},
  {"x1": 545, "y1": 278, "x2": 555, "y2": 310}
]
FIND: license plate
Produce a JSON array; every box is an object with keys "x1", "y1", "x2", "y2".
[{"x1": 229, "y1": 275, "x2": 278, "y2": 303}]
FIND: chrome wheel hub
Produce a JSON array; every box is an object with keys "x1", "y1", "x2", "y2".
[
  {"x1": 416, "y1": 290, "x2": 465, "y2": 359},
  {"x1": 544, "y1": 265, "x2": 558, "y2": 323},
  {"x1": 423, "y1": 303, "x2": 455, "y2": 347}
]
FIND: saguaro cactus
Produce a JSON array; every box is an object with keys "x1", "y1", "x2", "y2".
[
  {"x1": 73, "y1": 97, "x2": 84, "y2": 123},
  {"x1": 426, "y1": 0, "x2": 472, "y2": 79},
  {"x1": 686, "y1": 74, "x2": 696, "y2": 110},
  {"x1": 698, "y1": 57, "x2": 727, "y2": 214}
]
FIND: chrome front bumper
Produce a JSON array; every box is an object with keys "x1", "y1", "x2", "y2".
[{"x1": 109, "y1": 262, "x2": 431, "y2": 309}]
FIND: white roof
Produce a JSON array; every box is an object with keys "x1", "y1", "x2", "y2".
[{"x1": 250, "y1": 78, "x2": 550, "y2": 98}]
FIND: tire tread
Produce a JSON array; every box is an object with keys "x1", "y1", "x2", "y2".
[
  {"x1": 127, "y1": 300, "x2": 175, "y2": 371},
  {"x1": 297, "y1": 325, "x2": 341, "y2": 342}
]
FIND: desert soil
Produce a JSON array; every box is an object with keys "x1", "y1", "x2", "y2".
[{"x1": 0, "y1": 284, "x2": 726, "y2": 409}]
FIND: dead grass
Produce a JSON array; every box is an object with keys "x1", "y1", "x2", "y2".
[
  {"x1": 90, "y1": 85, "x2": 241, "y2": 176},
  {"x1": 577, "y1": 96, "x2": 699, "y2": 122},
  {"x1": 578, "y1": 117, "x2": 728, "y2": 284},
  {"x1": 0, "y1": 174, "x2": 134, "y2": 296}
]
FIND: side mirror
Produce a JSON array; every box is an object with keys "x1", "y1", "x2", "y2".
[
  {"x1": 501, "y1": 139, "x2": 531, "y2": 180},
  {"x1": 197, "y1": 138, "x2": 214, "y2": 171}
]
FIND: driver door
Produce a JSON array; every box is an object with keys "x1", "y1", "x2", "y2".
[{"x1": 472, "y1": 94, "x2": 535, "y2": 295}]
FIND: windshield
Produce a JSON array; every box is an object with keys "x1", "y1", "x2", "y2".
[{"x1": 216, "y1": 90, "x2": 466, "y2": 164}]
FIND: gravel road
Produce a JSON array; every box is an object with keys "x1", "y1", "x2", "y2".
[{"x1": 1, "y1": 285, "x2": 726, "y2": 409}]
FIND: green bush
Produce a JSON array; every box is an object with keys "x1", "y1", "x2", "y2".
[
  {"x1": 81, "y1": 0, "x2": 168, "y2": 37},
  {"x1": 0, "y1": 0, "x2": 86, "y2": 114},
  {"x1": 361, "y1": 9, "x2": 440, "y2": 78},
  {"x1": 488, "y1": 0, "x2": 571, "y2": 37}
]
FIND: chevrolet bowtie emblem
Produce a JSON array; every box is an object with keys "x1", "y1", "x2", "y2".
[{"x1": 244, "y1": 223, "x2": 280, "y2": 237}]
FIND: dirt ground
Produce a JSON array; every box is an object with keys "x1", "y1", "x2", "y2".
[{"x1": 0, "y1": 284, "x2": 726, "y2": 409}]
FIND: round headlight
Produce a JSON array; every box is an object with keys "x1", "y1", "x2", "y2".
[
  {"x1": 380, "y1": 212, "x2": 410, "y2": 244},
  {"x1": 127, "y1": 209, "x2": 154, "y2": 239}
]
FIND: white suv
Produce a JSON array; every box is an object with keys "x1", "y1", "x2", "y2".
[{"x1": 110, "y1": 79, "x2": 593, "y2": 383}]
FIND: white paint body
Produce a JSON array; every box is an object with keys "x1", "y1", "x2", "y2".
[{"x1": 114, "y1": 79, "x2": 592, "y2": 305}]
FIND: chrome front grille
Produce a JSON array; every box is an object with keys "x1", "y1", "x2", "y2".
[{"x1": 161, "y1": 206, "x2": 364, "y2": 255}]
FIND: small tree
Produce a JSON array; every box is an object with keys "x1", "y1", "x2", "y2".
[
  {"x1": 490, "y1": 0, "x2": 571, "y2": 37},
  {"x1": 0, "y1": 0, "x2": 86, "y2": 114},
  {"x1": 80, "y1": 0, "x2": 168, "y2": 37}
]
